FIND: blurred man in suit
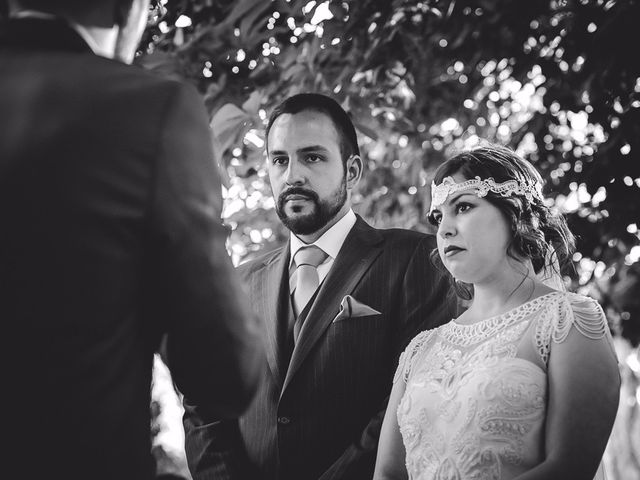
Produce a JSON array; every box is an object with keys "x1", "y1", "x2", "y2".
[
  {"x1": 183, "y1": 93, "x2": 456, "y2": 480},
  {"x1": 0, "y1": 1, "x2": 262, "y2": 479}
]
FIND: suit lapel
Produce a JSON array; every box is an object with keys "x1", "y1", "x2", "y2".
[
  {"x1": 282, "y1": 217, "x2": 383, "y2": 393},
  {"x1": 251, "y1": 244, "x2": 291, "y2": 390}
]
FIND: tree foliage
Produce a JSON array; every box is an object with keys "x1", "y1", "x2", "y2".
[
  {"x1": 140, "y1": 0, "x2": 640, "y2": 343},
  {"x1": 3, "y1": 0, "x2": 635, "y2": 339}
]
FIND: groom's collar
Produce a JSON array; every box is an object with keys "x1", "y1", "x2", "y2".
[{"x1": 289, "y1": 209, "x2": 357, "y2": 268}]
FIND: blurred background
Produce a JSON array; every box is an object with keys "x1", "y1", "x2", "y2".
[
  {"x1": 142, "y1": 1, "x2": 640, "y2": 477},
  {"x1": 3, "y1": 0, "x2": 638, "y2": 477},
  {"x1": 140, "y1": 1, "x2": 639, "y2": 477}
]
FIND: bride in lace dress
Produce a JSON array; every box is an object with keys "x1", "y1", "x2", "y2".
[{"x1": 373, "y1": 144, "x2": 620, "y2": 480}]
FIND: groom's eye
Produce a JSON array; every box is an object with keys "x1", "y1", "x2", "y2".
[
  {"x1": 305, "y1": 154, "x2": 322, "y2": 163},
  {"x1": 272, "y1": 156, "x2": 288, "y2": 166}
]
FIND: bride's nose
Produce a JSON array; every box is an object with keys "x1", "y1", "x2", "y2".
[{"x1": 438, "y1": 215, "x2": 456, "y2": 238}]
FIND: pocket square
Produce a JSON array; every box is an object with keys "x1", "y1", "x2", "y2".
[{"x1": 332, "y1": 295, "x2": 381, "y2": 323}]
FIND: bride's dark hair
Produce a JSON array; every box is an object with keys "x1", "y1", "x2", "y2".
[{"x1": 428, "y1": 143, "x2": 575, "y2": 300}]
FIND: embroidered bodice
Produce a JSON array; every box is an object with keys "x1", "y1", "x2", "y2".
[{"x1": 394, "y1": 291, "x2": 611, "y2": 480}]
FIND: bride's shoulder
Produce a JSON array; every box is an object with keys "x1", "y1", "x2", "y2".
[
  {"x1": 540, "y1": 290, "x2": 608, "y2": 341},
  {"x1": 531, "y1": 291, "x2": 611, "y2": 367},
  {"x1": 546, "y1": 290, "x2": 604, "y2": 316},
  {"x1": 394, "y1": 329, "x2": 439, "y2": 384},
  {"x1": 405, "y1": 328, "x2": 438, "y2": 356}
]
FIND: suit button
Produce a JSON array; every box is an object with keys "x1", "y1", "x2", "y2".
[{"x1": 277, "y1": 416, "x2": 291, "y2": 425}]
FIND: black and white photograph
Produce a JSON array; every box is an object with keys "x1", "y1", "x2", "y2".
[{"x1": 1, "y1": 1, "x2": 638, "y2": 479}]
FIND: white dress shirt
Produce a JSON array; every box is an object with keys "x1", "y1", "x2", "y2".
[{"x1": 289, "y1": 209, "x2": 357, "y2": 286}]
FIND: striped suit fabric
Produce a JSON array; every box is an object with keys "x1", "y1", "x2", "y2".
[{"x1": 184, "y1": 215, "x2": 456, "y2": 480}]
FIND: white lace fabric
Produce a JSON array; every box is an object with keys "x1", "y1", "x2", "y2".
[
  {"x1": 429, "y1": 175, "x2": 543, "y2": 213},
  {"x1": 394, "y1": 291, "x2": 611, "y2": 480}
]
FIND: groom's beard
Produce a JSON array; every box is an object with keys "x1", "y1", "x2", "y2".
[{"x1": 276, "y1": 177, "x2": 347, "y2": 236}]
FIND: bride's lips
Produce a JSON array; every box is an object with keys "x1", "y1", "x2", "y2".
[{"x1": 444, "y1": 245, "x2": 465, "y2": 257}]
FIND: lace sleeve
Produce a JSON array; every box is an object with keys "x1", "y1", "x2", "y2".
[
  {"x1": 535, "y1": 292, "x2": 609, "y2": 366},
  {"x1": 393, "y1": 329, "x2": 435, "y2": 384}
]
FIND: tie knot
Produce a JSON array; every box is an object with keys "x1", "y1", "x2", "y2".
[{"x1": 294, "y1": 245, "x2": 328, "y2": 269}]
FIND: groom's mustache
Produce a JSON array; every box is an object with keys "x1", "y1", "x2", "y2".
[{"x1": 278, "y1": 187, "x2": 319, "y2": 207}]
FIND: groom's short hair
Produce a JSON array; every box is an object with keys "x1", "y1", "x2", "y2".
[{"x1": 265, "y1": 93, "x2": 361, "y2": 167}]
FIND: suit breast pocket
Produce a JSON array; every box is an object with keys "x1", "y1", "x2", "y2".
[
  {"x1": 332, "y1": 312, "x2": 381, "y2": 324},
  {"x1": 328, "y1": 312, "x2": 386, "y2": 337}
]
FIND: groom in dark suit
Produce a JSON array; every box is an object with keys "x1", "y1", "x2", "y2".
[
  {"x1": 184, "y1": 93, "x2": 455, "y2": 480},
  {"x1": 0, "y1": 1, "x2": 262, "y2": 479}
]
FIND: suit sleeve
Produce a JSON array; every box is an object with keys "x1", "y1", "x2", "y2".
[
  {"x1": 318, "y1": 235, "x2": 455, "y2": 480},
  {"x1": 147, "y1": 81, "x2": 263, "y2": 419},
  {"x1": 182, "y1": 262, "x2": 262, "y2": 480},
  {"x1": 182, "y1": 402, "x2": 253, "y2": 480}
]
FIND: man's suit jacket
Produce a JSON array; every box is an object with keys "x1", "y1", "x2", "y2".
[
  {"x1": 0, "y1": 18, "x2": 261, "y2": 480},
  {"x1": 184, "y1": 216, "x2": 455, "y2": 480}
]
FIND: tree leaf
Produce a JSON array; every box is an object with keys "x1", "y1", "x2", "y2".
[
  {"x1": 242, "y1": 90, "x2": 263, "y2": 114},
  {"x1": 210, "y1": 103, "x2": 253, "y2": 154}
]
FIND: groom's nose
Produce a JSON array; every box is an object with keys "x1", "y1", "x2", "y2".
[{"x1": 284, "y1": 159, "x2": 306, "y2": 186}]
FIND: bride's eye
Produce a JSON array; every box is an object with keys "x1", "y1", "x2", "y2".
[{"x1": 455, "y1": 202, "x2": 473, "y2": 214}]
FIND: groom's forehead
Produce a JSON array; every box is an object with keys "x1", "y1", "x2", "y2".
[{"x1": 267, "y1": 113, "x2": 341, "y2": 152}]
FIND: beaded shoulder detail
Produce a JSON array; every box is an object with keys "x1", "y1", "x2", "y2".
[
  {"x1": 438, "y1": 292, "x2": 560, "y2": 347},
  {"x1": 393, "y1": 329, "x2": 436, "y2": 384},
  {"x1": 534, "y1": 291, "x2": 609, "y2": 365}
]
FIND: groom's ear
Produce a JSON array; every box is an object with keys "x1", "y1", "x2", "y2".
[{"x1": 346, "y1": 154, "x2": 363, "y2": 189}]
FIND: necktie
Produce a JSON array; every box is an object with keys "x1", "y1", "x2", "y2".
[{"x1": 291, "y1": 245, "x2": 328, "y2": 338}]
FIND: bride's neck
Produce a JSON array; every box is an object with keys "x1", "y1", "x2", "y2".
[{"x1": 460, "y1": 260, "x2": 549, "y2": 324}]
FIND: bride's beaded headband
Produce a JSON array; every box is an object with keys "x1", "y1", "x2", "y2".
[{"x1": 429, "y1": 175, "x2": 543, "y2": 212}]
